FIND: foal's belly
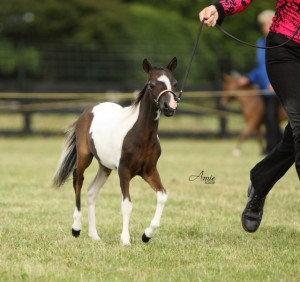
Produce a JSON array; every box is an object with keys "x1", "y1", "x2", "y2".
[{"x1": 89, "y1": 102, "x2": 140, "y2": 170}]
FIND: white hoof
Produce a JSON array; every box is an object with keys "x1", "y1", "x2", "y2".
[
  {"x1": 122, "y1": 240, "x2": 131, "y2": 246},
  {"x1": 89, "y1": 232, "x2": 101, "y2": 241},
  {"x1": 121, "y1": 232, "x2": 131, "y2": 246}
]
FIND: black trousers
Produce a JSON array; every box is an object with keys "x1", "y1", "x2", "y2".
[
  {"x1": 262, "y1": 95, "x2": 283, "y2": 154},
  {"x1": 250, "y1": 32, "x2": 300, "y2": 197}
]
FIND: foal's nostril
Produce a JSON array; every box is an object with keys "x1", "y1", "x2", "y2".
[{"x1": 162, "y1": 101, "x2": 175, "y2": 117}]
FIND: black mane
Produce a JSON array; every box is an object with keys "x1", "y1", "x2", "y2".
[{"x1": 133, "y1": 83, "x2": 149, "y2": 106}]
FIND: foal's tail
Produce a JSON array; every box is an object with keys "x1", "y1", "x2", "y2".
[{"x1": 53, "y1": 123, "x2": 77, "y2": 188}]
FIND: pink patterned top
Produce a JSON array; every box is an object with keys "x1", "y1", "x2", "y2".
[{"x1": 215, "y1": 0, "x2": 300, "y2": 43}]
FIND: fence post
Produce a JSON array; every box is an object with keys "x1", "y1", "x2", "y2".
[
  {"x1": 22, "y1": 111, "x2": 32, "y2": 134},
  {"x1": 213, "y1": 46, "x2": 228, "y2": 138},
  {"x1": 217, "y1": 98, "x2": 228, "y2": 138},
  {"x1": 18, "y1": 38, "x2": 32, "y2": 134}
]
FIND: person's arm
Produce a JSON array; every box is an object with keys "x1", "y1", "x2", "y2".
[
  {"x1": 199, "y1": 0, "x2": 254, "y2": 27},
  {"x1": 220, "y1": 0, "x2": 254, "y2": 16}
]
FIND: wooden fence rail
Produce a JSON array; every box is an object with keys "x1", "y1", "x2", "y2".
[{"x1": 0, "y1": 90, "x2": 254, "y2": 137}]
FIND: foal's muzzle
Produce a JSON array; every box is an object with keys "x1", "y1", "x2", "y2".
[
  {"x1": 162, "y1": 102, "x2": 176, "y2": 117},
  {"x1": 154, "y1": 89, "x2": 178, "y2": 117}
]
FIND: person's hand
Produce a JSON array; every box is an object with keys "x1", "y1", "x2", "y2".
[{"x1": 199, "y1": 5, "x2": 219, "y2": 27}]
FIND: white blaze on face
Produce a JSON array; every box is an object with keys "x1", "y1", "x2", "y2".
[{"x1": 157, "y1": 75, "x2": 177, "y2": 110}]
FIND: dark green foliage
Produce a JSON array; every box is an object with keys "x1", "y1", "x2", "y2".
[{"x1": 0, "y1": 0, "x2": 275, "y2": 83}]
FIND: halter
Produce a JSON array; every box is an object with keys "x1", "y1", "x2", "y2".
[
  {"x1": 146, "y1": 82, "x2": 179, "y2": 109},
  {"x1": 153, "y1": 89, "x2": 179, "y2": 108}
]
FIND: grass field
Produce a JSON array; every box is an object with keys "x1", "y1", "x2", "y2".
[{"x1": 0, "y1": 135, "x2": 299, "y2": 282}]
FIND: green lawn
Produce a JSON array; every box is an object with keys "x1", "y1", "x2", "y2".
[{"x1": 0, "y1": 136, "x2": 299, "y2": 282}]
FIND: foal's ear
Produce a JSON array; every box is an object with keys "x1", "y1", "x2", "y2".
[
  {"x1": 143, "y1": 58, "x2": 152, "y2": 73},
  {"x1": 166, "y1": 57, "x2": 177, "y2": 72}
]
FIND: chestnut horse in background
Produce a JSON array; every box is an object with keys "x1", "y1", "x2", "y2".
[
  {"x1": 53, "y1": 57, "x2": 178, "y2": 245},
  {"x1": 222, "y1": 73, "x2": 287, "y2": 156}
]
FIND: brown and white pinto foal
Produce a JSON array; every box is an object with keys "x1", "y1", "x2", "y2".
[{"x1": 53, "y1": 57, "x2": 178, "y2": 245}]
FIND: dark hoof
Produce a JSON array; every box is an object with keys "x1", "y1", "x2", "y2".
[
  {"x1": 142, "y1": 233, "x2": 151, "y2": 243},
  {"x1": 72, "y1": 228, "x2": 81, "y2": 238}
]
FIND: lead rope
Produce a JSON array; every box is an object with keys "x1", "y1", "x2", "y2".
[
  {"x1": 178, "y1": 21, "x2": 300, "y2": 102},
  {"x1": 178, "y1": 20, "x2": 205, "y2": 103},
  {"x1": 216, "y1": 24, "x2": 300, "y2": 49}
]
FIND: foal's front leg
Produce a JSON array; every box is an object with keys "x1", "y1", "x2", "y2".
[
  {"x1": 142, "y1": 169, "x2": 168, "y2": 243},
  {"x1": 121, "y1": 197, "x2": 132, "y2": 245},
  {"x1": 119, "y1": 168, "x2": 133, "y2": 245}
]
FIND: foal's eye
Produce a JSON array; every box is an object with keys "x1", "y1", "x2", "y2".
[
  {"x1": 148, "y1": 80, "x2": 156, "y2": 89},
  {"x1": 173, "y1": 81, "x2": 178, "y2": 89}
]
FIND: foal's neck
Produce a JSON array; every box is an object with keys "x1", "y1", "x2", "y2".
[{"x1": 135, "y1": 91, "x2": 159, "y2": 139}]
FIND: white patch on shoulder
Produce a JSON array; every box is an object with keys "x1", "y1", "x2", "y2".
[{"x1": 90, "y1": 102, "x2": 140, "y2": 170}]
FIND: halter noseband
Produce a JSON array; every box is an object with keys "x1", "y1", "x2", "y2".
[
  {"x1": 154, "y1": 89, "x2": 179, "y2": 107},
  {"x1": 146, "y1": 81, "x2": 179, "y2": 110}
]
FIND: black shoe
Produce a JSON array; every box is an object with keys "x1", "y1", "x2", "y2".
[{"x1": 241, "y1": 183, "x2": 266, "y2": 233}]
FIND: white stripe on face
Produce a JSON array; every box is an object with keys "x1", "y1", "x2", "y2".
[
  {"x1": 157, "y1": 75, "x2": 171, "y2": 90},
  {"x1": 157, "y1": 74, "x2": 177, "y2": 110}
]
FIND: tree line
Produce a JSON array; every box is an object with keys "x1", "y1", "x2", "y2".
[{"x1": 0, "y1": 0, "x2": 275, "y2": 85}]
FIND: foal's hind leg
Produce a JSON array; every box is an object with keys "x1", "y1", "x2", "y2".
[
  {"x1": 72, "y1": 152, "x2": 93, "y2": 237},
  {"x1": 87, "y1": 165, "x2": 111, "y2": 240},
  {"x1": 142, "y1": 168, "x2": 168, "y2": 243}
]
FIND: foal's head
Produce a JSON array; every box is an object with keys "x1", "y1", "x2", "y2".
[{"x1": 142, "y1": 57, "x2": 178, "y2": 117}]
